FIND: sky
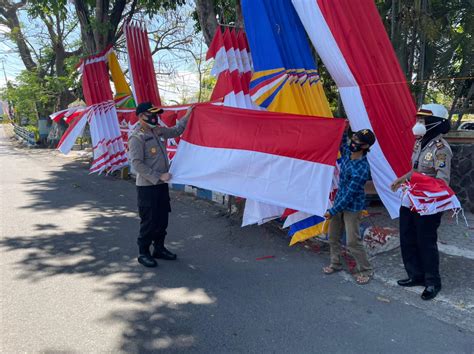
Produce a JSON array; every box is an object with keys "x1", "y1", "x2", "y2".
[{"x1": 0, "y1": 4, "x2": 208, "y2": 105}]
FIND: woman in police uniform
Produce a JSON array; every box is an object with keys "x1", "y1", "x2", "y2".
[{"x1": 391, "y1": 104, "x2": 452, "y2": 300}]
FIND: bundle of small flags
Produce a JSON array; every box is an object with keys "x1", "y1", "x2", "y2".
[{"x1": 402, "y1": 172, "x2": 461, "y2": 216}]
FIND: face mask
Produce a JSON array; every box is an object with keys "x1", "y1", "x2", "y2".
[
  {"x1": 349, "y1": 141, "x2": 364, "y2": 152},
  {"x1": 143, "y1": 113, "x2": 158, "y2": 128},
  {"x1": 412, "y1": 122, "x2": 426, "y2": 136}
]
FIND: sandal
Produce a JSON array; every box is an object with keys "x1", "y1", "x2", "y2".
[
  {"x1": 323, "y1": 265, "x2": 342, "y2": 275},
  {"x1": 355, "y1": 274, "x2": 372, "y2": 285}
]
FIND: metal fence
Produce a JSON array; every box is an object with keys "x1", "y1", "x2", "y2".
[{"x1": 13, "y1": 125, "x2": 36, "y2": 146}]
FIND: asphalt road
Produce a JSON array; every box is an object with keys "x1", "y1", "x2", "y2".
[{"x1": 1, "y1": 125, "x2": 473, "y2": 353}]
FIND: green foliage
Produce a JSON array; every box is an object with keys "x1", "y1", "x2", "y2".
[
  {"x1": 24, "y1": 125, "x2": 39, "y2": 140},
  {"x1": 0, "y1": 59, "x2": 80, "y2": 125},
  {"x1": 376, "y1": 0, "x2": 473, "y2": 110},
  {"x1": 199, "y1": 73, "x2": 217, "y2": 103},
  {"x1": 1, "y1": 72, "x2": 41, "y2": 124},
  {"x1": 193, "y1": 0, "x2": 241, "y2": 32}
]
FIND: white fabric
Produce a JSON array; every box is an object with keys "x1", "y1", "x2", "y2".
[
  {"x1": 242, "y1": 200, "x2": 284, "y2": 226},
  {"x1": 226, "y1": 48, "x2": 238, "y2": 73},
  {"x1": 211, "y1": 47, "x2": 229, "y2": 77},
  {"x1": 240, "y1": 49, "x2": 251, "y2": 72},
  {"x1": 292, "y1": 0, "x2": 400, "y2": 218},
  {"x1": 234, "y1": 47, "x2": 244, "y2": 73},
  {"x1": 170, "y1": 141, "x2": 335, "y2": 216},
  {"x1": 283, "y1": 210, "x2": 313, "y2": 228},
  {"x1": 88, "y1": 102, "x2": 127, "y2": 174},
  {"x1": 57, "y1": 113, "x2": 89, "y2": 155}
]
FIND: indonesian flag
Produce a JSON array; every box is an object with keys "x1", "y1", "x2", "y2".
[
  {"x1": 170, "y1": 104, "x2": 345, "y2": 216},
  {"x1": 402, "y1": 172, "x2": 461, "y2": 216},
  {"x1": 292, "y1": 0, "x2": 417, "y2": 218},
  {"x1": 208, "y1": 27, "x2": 229, "y2": 77}
]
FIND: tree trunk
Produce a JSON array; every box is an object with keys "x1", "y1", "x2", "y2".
[
  {"x1": 94, "y1": 0, "x2": 110, "y2": 51},
  {"x1": 73, "y1": 0, "x2": 97, "y2": 54},
  {"x1": 235, "y1": 0, "x2": 243, "y2": 29},
  {"x1": 0, "y1": 1, "x2": 37, "y2": 71},
  {"x1": 454, "y1": 82, "x2": 473, "y2": 128},
  {"x1": 107, "y1": 0, "x2": 127, "y2": 45},
  {"x1": 196, "y1": 0, "x2": 218, "y2": 46},
  {"x1": 416, "y1": 0, "x2": 427, "y2": 106},
  {"x1": 390, "y1": 0, "x2": 397, "y2": 42}
]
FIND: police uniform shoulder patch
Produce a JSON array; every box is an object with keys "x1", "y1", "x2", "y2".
[
  {"x1": 435, "y1": 152, "x2": 447, "y2": 168},
  {"x1": 436, "y1": 141, "x2": 445, "y2": 149}
]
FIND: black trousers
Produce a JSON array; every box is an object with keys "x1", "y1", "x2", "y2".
[
  {"x1": 137, "y1": 184, "x2": 171, "y2": 252},
  {"x1": 399, "y1": 206, "x2": 442, "y2": 287}
]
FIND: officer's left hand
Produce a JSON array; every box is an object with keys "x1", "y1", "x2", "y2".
[
  {"x1": 159, "y1": 172, "x2": 172, "y2": 182},
  {"x1": 324, "y1": 211, "x2": 332, "y2": 220}
]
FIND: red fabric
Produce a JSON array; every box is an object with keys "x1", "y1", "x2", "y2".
[
  {"x1": 231, "y1": 71, "x2": 243, "y2": 94},
  {"x1": 230, "y1": 28, "x2": 240, "y2": 53},
  {"x1": 210, "y1": 71, "x2": 251, "y2": 100},
  {"x1": 125, "y1": 22, "x2": 161, "y2": 107},
  {"x1": 82, "y1": 60, "x2": 113, "y2": 105},
  {"x1": 317, "y1": 0, "x2": 416, "y2": 177},
  {"x1": 237, "y1": 31, "x2": 246, "y2": 52},
  {"x1": 211, "y1": 71, "x2": 233, "y2": 100},
  {"x1": 182, "y1": 104, "x2": 345, "y2": 165},
  {"x1": 405, "y1": 172, "x2": 460, "y2": 214},
  {"x1": 206, "y1": 26, "x2": 224, "y2": 60},
  {"x1": 409, "y1": 172, "x2": 454, "y2": 196},
  {"x1": 223, "y1": 27, "x2": 233, "y2": 52}
]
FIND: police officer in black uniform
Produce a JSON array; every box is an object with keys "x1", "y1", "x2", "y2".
[
  {"x1": 391, "y1": 104, "x2": 452, "y2": 300},
  {"x1": 128, "y1": 102, "x2": 193, "y2": 267}
]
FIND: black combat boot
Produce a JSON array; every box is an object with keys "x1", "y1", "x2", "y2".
[{"x1": 137, "y1": 245, "x2": 157, "y2": 268}]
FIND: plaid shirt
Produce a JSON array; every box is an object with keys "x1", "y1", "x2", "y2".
[{"x1": 328, "y1": 134, "x2": 370, "y2": 215}]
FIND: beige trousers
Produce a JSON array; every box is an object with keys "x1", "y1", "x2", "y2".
[{"x1": 328, "y1": 211, "x2": 373, "y2": 276}]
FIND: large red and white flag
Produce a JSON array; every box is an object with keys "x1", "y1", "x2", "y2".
[
  {"x1": 292, "y1": 0, "x2": 417, "y2": 218},
  {"x1": 170, "y1": 105, "x2": 345, "y2": 215}
]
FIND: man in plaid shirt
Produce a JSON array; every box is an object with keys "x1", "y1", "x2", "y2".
[{"x1": 323, "y1": 127, "x2": 376, "y2": 285}]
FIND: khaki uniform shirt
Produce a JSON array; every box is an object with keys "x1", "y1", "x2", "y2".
[
  {"x1": 128, "y1": 119, "x2": 187, "y2": 186},
  {"x1": 412, "y1": 134, "x2": 452, "y2": 185}
]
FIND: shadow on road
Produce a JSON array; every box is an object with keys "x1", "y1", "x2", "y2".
[{"x1": 1, "y1": 155, "x2": 222, "y2": 352}]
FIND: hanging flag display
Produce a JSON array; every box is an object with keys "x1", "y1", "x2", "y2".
[
  {"x1": 124, "y1": 21, "x2": 161, "y2": 107},
  {"x1": 242, "y1": 0, "x2": 332, "y2": 116},
  {"x1": 207, "y1": 26, "x2": 256, "y2": 109},
  {"x1": 241, "y1": 0, "x2": 337, "y2": 245},
  {"x1": 80, "y1": 48, "x2": 128, "y2": 174},
  {"x1": 52, "y1": 47, "x2": 128, "y2": 174},
  {"x1": 124, "y1": 20, "x2": 186, "y2": 160},
  {"x1": 292, "y1": 0, "x2": 416, "y2": 218},
  {"x1": 170, "y1": 104, "x2": 345, "y2": 216}
]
